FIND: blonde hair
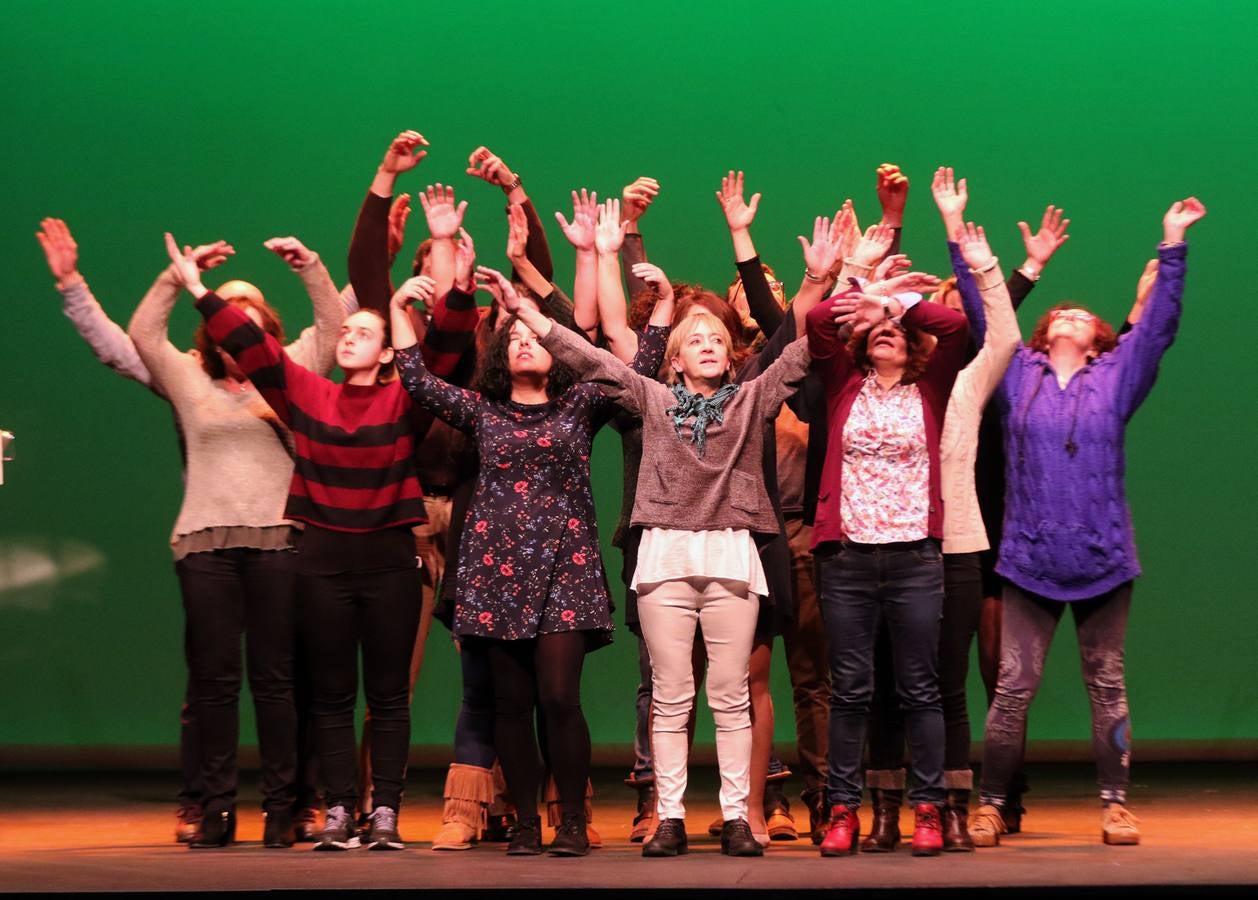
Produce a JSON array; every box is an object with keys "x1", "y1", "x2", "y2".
[{"x1": 663, "y1": 310, "x2": 734, "y2": 386}]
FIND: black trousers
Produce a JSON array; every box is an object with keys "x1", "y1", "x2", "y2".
[
  {"x1": 298, "y1": 567, "x2": 422, "y2": 813},
  {"x1": 175, "y1": 548, "x2": 299, "y2": 814}
]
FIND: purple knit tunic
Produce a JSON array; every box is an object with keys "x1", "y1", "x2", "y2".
[{"x1": 992, "y1": 243, "x2": 1187, "y2": 601}]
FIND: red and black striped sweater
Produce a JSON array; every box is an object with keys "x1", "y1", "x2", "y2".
[{"x1": 196, "y1": 287, "x2": 478, "y2": 533}]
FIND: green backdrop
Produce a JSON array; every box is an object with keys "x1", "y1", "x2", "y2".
[{"x1": 2, "y1": 0, "x2": 1254, "y2": 755}]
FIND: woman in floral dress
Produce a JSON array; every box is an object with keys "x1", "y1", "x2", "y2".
[{"x1": 390, "y1": 267, "x2": 669, "y2": 857}]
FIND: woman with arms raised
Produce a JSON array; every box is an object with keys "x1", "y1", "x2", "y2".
[
  {"x1": 969, "y1": 197, "x2": 1206, "y2": 848},
  {"x1": 390, "y1": 263, "x2": 670, "y2": 858}
]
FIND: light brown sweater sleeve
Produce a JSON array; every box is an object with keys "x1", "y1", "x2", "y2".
[
  {"x1": 752, "y1": 336, "x2": 812, "y2": 418},
  {"x1": 539, "y1": 319, "x2": 662, "y2": 417},
  {"x1": 281, "y1": 257, "x2": 343, "y2": 376},
  {"x1": 127, "y1": 267, "x2": 204, "y2": 404}
]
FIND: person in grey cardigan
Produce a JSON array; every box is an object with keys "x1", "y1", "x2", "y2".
[{"x1": 481, "y1": 264, "x2": 810, "y2": 859}]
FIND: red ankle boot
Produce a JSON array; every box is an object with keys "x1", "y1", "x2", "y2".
[
  {"x1": 910, "y1": 803, "x2": 943, "y2": 857},
  {"x1": 819, "y1": 806, "x2": 860, "y2": 857}
]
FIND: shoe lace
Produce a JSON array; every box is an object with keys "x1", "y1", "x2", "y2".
[
  {"x1": 325, "y1": 806, "x2": 352, "y2": 831},
  {"x1": 726, "y1": 818, "x2": 753, "y2": 839},
  {"x1": 557, "y1": 814, "x2": 584, "y2": 837},
  {"x1": 369, "y1": 806, "x2": 398, "y2": 833},
  {"x1": 1106, "y1": 805, "x2": 1140, "y2": 827},
  {"x1": 656, "y1": 818, "x2": 685, "y2": 838}
]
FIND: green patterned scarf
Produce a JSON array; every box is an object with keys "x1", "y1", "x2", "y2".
[{"x1": 665, "y1": 382, "x2": 740, "y2": 458}]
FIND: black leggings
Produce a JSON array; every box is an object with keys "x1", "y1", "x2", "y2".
[
  {"x1": 485, "y1": 632, "x2": 591, "y2": 819},
  {"x1": 867, "y1": 551, "x2": 982, "y2": 777},
  {"x1": 176, "y1": 548, "x2": 298, "y2": 815},
  {"x1": 298, "y1": 567, "x2": 422, "y2": 813}
]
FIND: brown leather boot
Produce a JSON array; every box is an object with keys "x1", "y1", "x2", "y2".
[
  {"x1": 860, "y1": 787, "x2": 903, "y2": 852},
  {"x1": 629, "y1": 781, "x2": 658, "y2": 843},
  {"x1": 943, "y1": 790, "x2": 975, "y2": 852}
]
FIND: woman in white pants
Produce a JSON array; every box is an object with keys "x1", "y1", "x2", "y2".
[{"x1": 486, "y1": 266, "x2": 814, "y2": 859}]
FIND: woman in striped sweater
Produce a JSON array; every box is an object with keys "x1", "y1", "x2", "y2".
[{"x1": 167, "y1": 224, "x2": 478, "y2": 853}]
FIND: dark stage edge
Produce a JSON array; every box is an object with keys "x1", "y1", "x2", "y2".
[{"x1": 2, "y1": 763, "x2": 1256, "y2": 897}]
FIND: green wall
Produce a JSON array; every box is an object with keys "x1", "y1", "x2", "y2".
[{"x1": 2, "y1": 0, "x2": 1254, "y2": 753}]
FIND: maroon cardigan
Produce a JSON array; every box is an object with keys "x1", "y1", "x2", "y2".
[{"x1": 804, "y1": 294, "x2": 969, "y2": 548}]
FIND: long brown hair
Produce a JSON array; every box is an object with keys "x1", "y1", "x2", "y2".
[{"x1": 195, "y1": 291, "x2": 284, "y2": 379}]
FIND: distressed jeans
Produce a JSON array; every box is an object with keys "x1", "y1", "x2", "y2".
[{"x1": 980, "y1": 582, "x2": 1133, "y2": 806}]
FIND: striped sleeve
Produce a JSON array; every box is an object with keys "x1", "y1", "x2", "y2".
[{"x1": 421, "y1": 285, "x2": 479, "y2": 378}]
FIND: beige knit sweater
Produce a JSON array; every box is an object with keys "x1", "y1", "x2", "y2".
[
  {"x1": 128, "y1": 260, "x2": 342, "y2": 555},
  {"x1": 940, "y1": 263, "x2": 1021, "y2": 554}
]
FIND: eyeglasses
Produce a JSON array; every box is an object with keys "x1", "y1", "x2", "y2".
[
  {"x1": 1051, "y1": 309, "x2": 1096, "y2": 324},
  {"x1": 768, "y1": 280, "x2": 784, "y2": 293}
]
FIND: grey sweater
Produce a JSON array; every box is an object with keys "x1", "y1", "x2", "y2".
[{"x1": 540, "y1": 324, "x2": 811, "y2": 536}]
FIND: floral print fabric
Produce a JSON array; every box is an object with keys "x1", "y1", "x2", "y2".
[{"x1": 840, "y1": 370, "x2": 930, "y2": 543}]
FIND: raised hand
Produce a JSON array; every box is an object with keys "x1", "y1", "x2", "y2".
[
  {"x1": 387, "y1": 194, "x2": 412, "y2": 261},
  {"x1": 931, "y1": 166, "x2": 968, "y2": 234},
  {"x1": 506, "y1": 203, "x2": 530, "y2": 261},
  {"x1": 954, "y1": 222, "x2": 995, "y2": 271},
  {"x1": 189, "y1": 240, "x2": 235, "y2": 272},
  {"x1": 594, "y1": 198, "x2": 628, "y2": 255},
  {"x1": 876, "y1": 163, "x2": 909, "y2": 227},
  {"x1": 264, "y1": 236, "x2": 317, "y2": 270},
  {"x1": 1163, "y1": 196, "x2": 1206, "y2": 243},
  {"x1": 454, "y1": 228, "x2": 476, "y2": 291},
  {"x1": 419, "y1": 184, "x2": 468, "y2": 240},
  {"x1": 555, "y1": 188, "x2": 599, "y2": 251},
  {"x1": 830, "y1": 293, "x2": 887, "y2": 335},
  {"x1": 466, "y1": 146, "x2": 516, "y2": 189},
  {"x1": 391, "y1": 274, "x2": 437, "y2": 311},
  {"x1": 869, "y1": 271, "x2": 942, "y2": 297},
  {"x1": 36, "y1": 217, "x2": 80, "y2": 285},
  {"x1": 852, "y1": 222, "x2": 896, "y2": 268},
  {"x1": 379, "y1": 130, "x2": 429, "y2": 175},
  {"x1": 1135, "y1": 258, "x2": 1158, "y2": 305},
  {"x1": 630, "y1": 262, "x2": 674, "y2": 304},
  {"x1": 476, "y1": 265, "x2": 524, "y2": 314},
  {"x1": 798, "y1": 212, "x2": 845, "y2": 278},
  {"x1": 835, "y1": 198, "x2": 863, "y2": 266},
  {"x1": 875, "y1": 253, "x2": 912, "y2": 282},
  {"x1": 164, "y1": 233, "x2": 206, "y2": 292},
  {"x1": 716, "y1": 170, "x2": 761, "y2": 232},
  {"x1": 623, "y1": 176, "x2": 660, "y2": 223},
  {"x1": 1018, "y1": 205, "x2": 1070, "y2": 268}
]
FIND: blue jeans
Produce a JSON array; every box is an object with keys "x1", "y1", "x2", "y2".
[{"x1": 816, "y1": 540, "x2": 946, "y2": 809}]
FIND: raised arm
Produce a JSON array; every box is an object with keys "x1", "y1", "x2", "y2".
[
  {"x1": 593, "y1": 199, "x2": 639, "y2": 363},
  {"x1": 40, "y1": 217, "x2": 160, "y2": 390},
  {"x1": 621, "y1": 176, "x2": 659, "y2": 300},
  {"x1": 953, "y1": 222, "x2": 1021, "y2": 402},
  {"x1": 352, "y1": 130, "x2": 429, "y2": 314},
  {"x1": 1112, "y1": 198, "x2": 1203, "y2": 418},
  {"x1": 127, "y1": 238, "x2": 235, "y2": 396},
  {"x1": 264, "y1": 236, "x2": 343, "y2": 376},
  {"x1": 391, "y1": 275, "x2": 481, "y2": 432},
  {"x1": 1121, "y1": 258, "x2": 1159, "y2": 333},
  {"x1": 717, "y1": 170, "x2": 784, "y2": 337},
  {"x1": 792, "y1": 211, "x2": 846, "y2": 333},
  {"x1": 876, "y1": 163, "x2": 908, "y2": 255},
  {"x1": 554, "y1": 188, "x2": 600, "y2": 336},
  {"x1": 466, "y1": 145, "x2": 553, "y2": 281},
  {"x1": 418, "y1": 183, "x2": 466, "y2": 300}
]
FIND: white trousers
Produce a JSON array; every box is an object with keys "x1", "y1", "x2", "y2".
[{"x1": 637, "y1": 577, "x2": 758, "y2": 821}]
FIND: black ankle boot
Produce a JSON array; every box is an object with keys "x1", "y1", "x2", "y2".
[
  {"x1": 549, "y1": 812, "x2": 591, "y2": 857},
  {"x1": 263, "y1": 808, "x2": 295, "y2": 848},
  {"x1": 720, "y1": 818, "x2": 764, "y2": 857},
  {"x1": 190, "y1": 807, "x2": 236, "y2": 849},
  {"x1": 506, "y1": 816, "x2": 543, "y2": 855},
  {"x1": 803, "y1": 790, "x2": 828, "y2": 845},
  {"x1": 943, "y1": 790, "x2": 975, "y2": 852},
  {"x1": 642, "y1": 818, "x2": 688, "y2": 857},
  {"x1": 860, "y1": 788, "x2": 902, "y2": 852}
]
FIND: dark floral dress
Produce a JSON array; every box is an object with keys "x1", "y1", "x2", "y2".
[{"x1": 395, "y1": 325, "x2": 666, "y2": 648}]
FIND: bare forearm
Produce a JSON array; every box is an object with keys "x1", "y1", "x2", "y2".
[
  {"x1": 428, "y1": 238, "x2": 456, "y2": 299},
  {"x1": 597, "y1": 252, "x2": 637, "y2": 363},
  {"x1": 573, "y1": 249, "x2": 598, "y2": 334}
]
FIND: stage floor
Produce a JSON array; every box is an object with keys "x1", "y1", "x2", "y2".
[{"x1": 2, "y1": 763, "x2": 1256, "y2": 895}]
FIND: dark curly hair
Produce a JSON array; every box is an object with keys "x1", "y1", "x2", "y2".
[
  {"x1": 474, "y1": 314, "x2": 576, "y2": 402},
  {"x1": 847, "y1": 321, "x2": 935, "y2": 385},
  {"x1": 195, "y1": 292, "x2": 285, "y2": 380},
  {"x1": 1028, "y1": 302, "x2": 1118, "y2": 357}
]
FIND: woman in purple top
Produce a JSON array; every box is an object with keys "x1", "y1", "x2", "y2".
[{"x1": 970, "y1": 198, "x2": 1206, "y2": 848}]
